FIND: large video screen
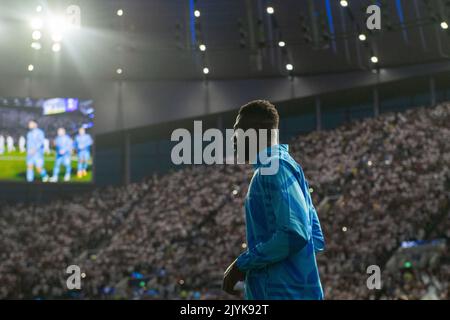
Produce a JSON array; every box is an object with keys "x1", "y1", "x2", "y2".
[{"x1": 0, "y1": 97, "x2": 94, "y2": 183}]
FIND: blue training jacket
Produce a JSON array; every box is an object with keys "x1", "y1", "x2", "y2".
[{"x1": 236, "y1": 144, "x2": 325, "y2": 300}]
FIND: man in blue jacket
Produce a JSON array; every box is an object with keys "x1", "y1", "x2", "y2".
[{"x1": 223, "y1": 100, "x2": 325, "y2": 300}]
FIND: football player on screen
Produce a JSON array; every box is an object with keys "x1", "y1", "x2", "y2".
[
  {"x1": 50, "y1": 128, "x2": 73, "y2": 183},
  {"x1": 74, "y1": 127, "x2": 93, "y2": 178},
  {"x1": 0, "y1": 134, "x2": 5, "y2": 155},
  {"x1": 6, "y1": 135, "x2": 15, "y2": 153},
  {"x1": 26, "y1": 120, "x2": 49, "y2": 182},
  {"x1": 19, "y1": 136, "x2": 26, "y2": 153}
]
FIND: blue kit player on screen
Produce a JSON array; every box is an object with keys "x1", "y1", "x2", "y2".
[
  {"x1": 26, "y1": 120, "x2": 49, "y2": 182},
  {"x1": 74, "y1": 127, "x2": 93, "y2": 178},
  {"x1": 50, "y1": 128, "x2": 73, "y2": 183}
]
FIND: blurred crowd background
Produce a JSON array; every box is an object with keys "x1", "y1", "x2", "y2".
[
  {"x1": 0, "y1": 107, "x2": 89, "y2": 140},
  {"x1": 0, "y1": 102, "x2": 448, "y2": 300}
]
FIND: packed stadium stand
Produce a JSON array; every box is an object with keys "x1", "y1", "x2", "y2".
[
  {"x1": 0, "y1": 106, "x2": 89, "y2": 141},
  {"x1": 1, "y1": 102, "x2": 448, "y2": 300}
]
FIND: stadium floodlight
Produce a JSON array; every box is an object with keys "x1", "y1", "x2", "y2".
[
  {"x1": 48, "y1": 15, "x2": 68, "y2": 34},
  {"x1": 278, "y1": 41, "x2": 286, "y2": 47},
  {"x1": 31, "y1": 42, "x2": 42, "y2": 50},
  {"x1": 32, "y1": 30, "x2": 42, "y2": 40},
  {"x1": 266, "y1": 6, "x2": 275, "y2": 14},
  {"x1": 51, "y1": 32, "x2": 63, "y2": 42},
  {"x1": 371, "y1": 56, "x2": 378, "y2": 64},
  {"x1": 203, "y1": 67, "x2": 209, "y2": 74},
  {"x1": 199, "y1": 44, "x2": 206, "y2": 51},
  {"x1": 286, "y1": 63, "x2": 294, "y2": 71},
  {"x1": 358, "y1": 33, "x2": 367, "y2": 41},
  {"x1": 30, "y1": 18, "x2": 43, "y2": 30},
  {"x1": 117, "y1": 9, "x2": 124, "y2": 16},
  {"x1": 340, "y1": 0, "x2": 349, "y2": 7},
  {"x1": 441, "y1": 21, "x2": 449, "y2": 30},
  {"x1": 116, "y1": 68, "x2": 123, "y2": 75},
  {"x1": 28, "y1": 64, "x2": 34, "y2": 72},
  {"x1": 52, "y1": 42, "x2": 61, "y2": 52},
  {"x1": 194, "y1": 10, "x2": 201, "y2": 18}
]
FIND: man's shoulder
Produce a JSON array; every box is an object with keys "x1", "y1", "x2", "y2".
[{"x1": 255, "y1": 155, "x2": 300, "y2": 180}]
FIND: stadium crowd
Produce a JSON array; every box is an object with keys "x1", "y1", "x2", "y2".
[
  {"x1": 0, "y1": 102, "x2": 448, "y2": 300},
  {"x1": 0, "y1": 107, "x2": 88, "y2": 142}
]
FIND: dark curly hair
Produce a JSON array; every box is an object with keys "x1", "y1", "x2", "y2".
[{"x1": 236, "y1": 100, "x2": 279, "y2": 130}]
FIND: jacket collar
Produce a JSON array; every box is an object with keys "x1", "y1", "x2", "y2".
[{"x1": 253, "y1": 144, "x2": 288, "y2": 169}]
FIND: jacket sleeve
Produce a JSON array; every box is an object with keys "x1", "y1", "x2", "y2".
[
  {"x1": 298, "y1": 166, "x2": 325, "y2": 253},
  {"x1": 236, "y1": 162, "x2": 310, "y2": 272},
  {"x1": 310, "y1": 205, "x2": 325, "y2": 252}
]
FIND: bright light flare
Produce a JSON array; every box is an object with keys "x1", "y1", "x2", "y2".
[
  {"x1": 30, "y1": 18, "x2": 43, "y2": 30},
  {"x1": 48, "y1": 15, "x2": 68, "y2": 34},
  {"x1": 51, "y1": 32, "x2": 63, "y2": 42},
  {"x1": 52, "y1": 43, "x2": 61, "y2": 52},
  {"x1": 31, "y1": 42, "x2": 42, "y2": 50},
  {"x1": 32, "y1": 30, "x2": 42, "y2": 40}
]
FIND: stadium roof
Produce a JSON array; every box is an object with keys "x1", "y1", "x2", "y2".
[{"x1": 0, "y1": 0, "x2": 449, "y2": 81}]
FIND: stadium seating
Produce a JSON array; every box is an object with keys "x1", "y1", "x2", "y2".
[{"x1": 0, "y1": 103, "x2": 448, "y2": 300}]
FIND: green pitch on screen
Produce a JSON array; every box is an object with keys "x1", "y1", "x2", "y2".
[{"x1": 0, "y1": 151, "x2": 92, "y2": 182}]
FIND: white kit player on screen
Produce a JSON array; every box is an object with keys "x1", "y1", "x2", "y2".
[
  {"x1": 74, "y1": 127, "x2": 93, "y2": 178},
  {"x1": 19, "y1": 136, "x2": 26, "y2": 153},
  {"x1": 0, "y1": 135, "x2": 5, "y2": 154},
  {"x1": 6, "y1": 135, "x2": 15, "y2": 153}
]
